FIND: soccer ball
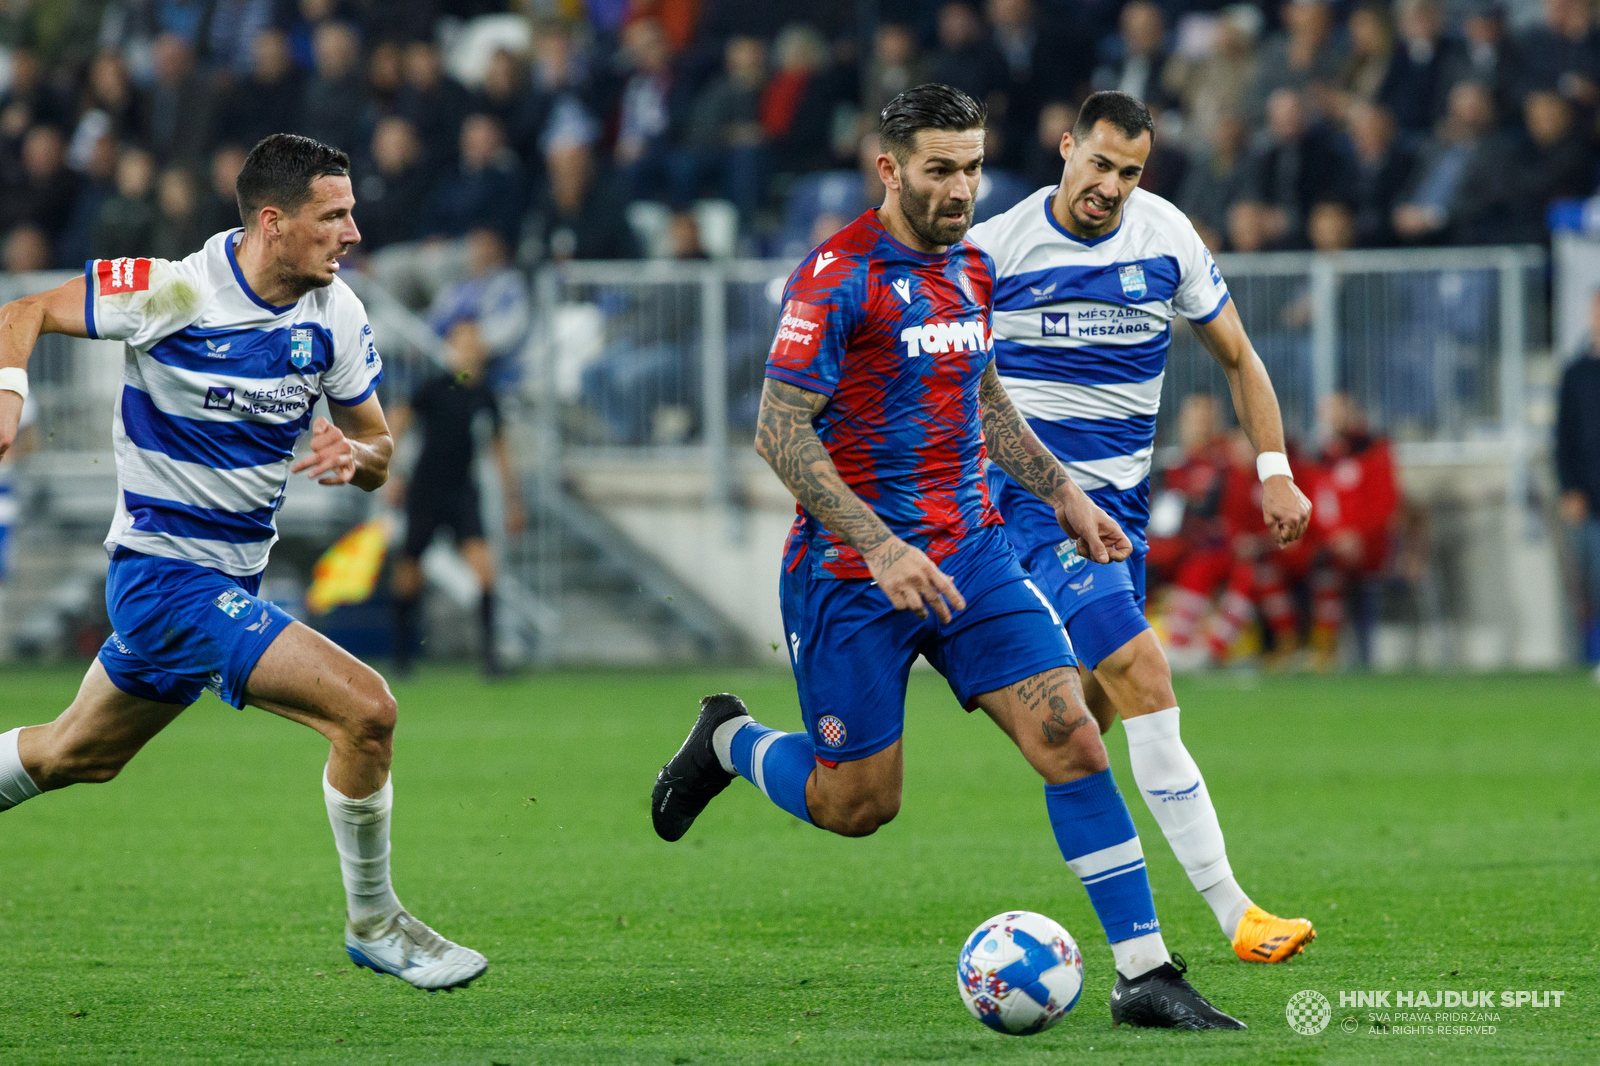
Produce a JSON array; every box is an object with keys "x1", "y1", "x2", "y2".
[{"x1": 957, "y1": 910, "x2": 1084, "y2": 1035}]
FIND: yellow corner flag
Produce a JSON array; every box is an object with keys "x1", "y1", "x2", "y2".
[{"x1": 306, "y1": 517, "x2": 393, "y2": 616}]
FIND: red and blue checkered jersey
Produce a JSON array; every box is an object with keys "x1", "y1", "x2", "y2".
[{"x1": 766, "y1": 210, "x2": 1003, "y2": 580}]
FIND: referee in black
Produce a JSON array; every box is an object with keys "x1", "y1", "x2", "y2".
[{"x1": 389, "y1": 316, "x2": 525, "y2": 676}]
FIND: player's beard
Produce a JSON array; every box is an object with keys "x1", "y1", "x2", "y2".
[
  {"x1": 899, "y1": 180, "x2": 975, "y2": 249},
  {"x1": 274, "y1": 263, "x2": 337, "y2": 299}
]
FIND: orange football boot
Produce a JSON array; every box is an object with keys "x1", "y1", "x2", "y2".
[{"x1": 1232, "y1": 905, "x2": 1316, "y2": 963}]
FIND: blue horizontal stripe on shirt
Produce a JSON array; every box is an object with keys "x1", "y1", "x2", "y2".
[
  {"x1": 144, "y1": 323, "x2": 334, "y2": 380},
  {"x1": 120, "y1": 386, "x2": 307, "y2": 469},
  {"x1": 1028, "y1": 414, "x2": 1157, "y2": 462},
  {"x1": 994, "y1": 335, "x2": 1170, "y2": 385},
  {"x1": 123, "y1": 490, "x2": 278, "y2": 544},
  {"x1": 993, "y1": 256, "x2": 1181, "y2": 312}
]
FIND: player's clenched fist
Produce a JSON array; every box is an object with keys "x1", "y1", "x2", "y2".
[
  {"x1": 1261, "y1": 474, "x2": 1312, "y2": 547},
  {"x1": 291, "y1": 415, "x2": 358, "y2": 485},
  {"x1": 865, "y1": 535, "x2": 966, "y2": 623}
]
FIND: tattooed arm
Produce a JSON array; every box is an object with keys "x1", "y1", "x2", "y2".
[
  {"x1": 978, "y1": 361, "x2": 1132, "y2": 564},
  {"x1": 755, "y1": 376, "x2": 967, "y2": 621}
]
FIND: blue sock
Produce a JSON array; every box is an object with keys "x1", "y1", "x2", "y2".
[
  {"x1": 729, "y1": 723, "x2": 815, "y2": 824},
  {"x1": 1045, "y1": 769, "x2": 1160, "y2": 943}
]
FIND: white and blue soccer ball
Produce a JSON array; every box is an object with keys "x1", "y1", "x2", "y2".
[{"x1": 957, "y1": 910, "x2": 1084, "y2": 1035}]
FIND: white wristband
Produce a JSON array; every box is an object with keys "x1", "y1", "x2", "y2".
[
  {"x1": 1257, "y1": 451, "x2": 1293, "y2": 482},
  {"x1": 0, "y1": 367, "x2": 26, "y2": 402}
]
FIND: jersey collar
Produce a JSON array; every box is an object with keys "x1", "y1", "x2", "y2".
[
  {"x1": 226, "y1": 229, "x2": 299, "y2": 314},
  {"x1": 1044, "y1": 190, "x2": 1124, "y2": 247}
]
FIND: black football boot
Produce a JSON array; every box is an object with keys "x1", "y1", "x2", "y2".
[
  {"x1": 1110, "y1": 953, "x2": 1247, "y2": 1030},
  {"x1": 650, "y1": 693, "x2": 750, "y2": 842}
]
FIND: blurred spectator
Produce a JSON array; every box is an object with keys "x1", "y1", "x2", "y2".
[
  {"x1": 1339, "y1": 2, "x2": 1395, "y2": 107},
  {"x1": 1248, "y1": 0, "x2": 1347, "y2": 122},
  {"x1": 1517, "y1": 0, "x2": 1600, "y2": 108},
  {"x1": 1306, "y1": 392, "x2": 1399, "y2": 668},
  {"x1": 3, "y1": 225, "x2": 51, "y2": 272},
  {"x1": 1023, "y1": 100, "x2": 1073, "y2": 189},
  {"x1": 1134, "y1": 105, "x2": 1188, "y2": 200},
  {"x1": 988, "y1": 0, "x2": 1046, "y2": 158},
  {"x1": 199, "y1": 144, "x2": 248, "y2": 234},
  {"x1": 62, "y1": 132, "x2": 121, "y2": 265},
  {"x1": 426, "y1": 114, "x2": 526, "y2": 244},
  {"x1": 1453, "y1": 89, "x2": 1592, "y2": 244},
  {"x1": 1239, "y1": 88, "x2": 1351, "y2": 248},
  {"x1": 524, "y1": 140, "x2": 638, "y2": 262},
  {"x1": 207, "y1": 0, "x2": 277, "y2": 77},
  {"x1": 1093, "y1": 1, "x2": 1173, "y2": 109},
  {"x1": 762, "y1": 24, "x2": 834, "y2": 175},
  {"x1": 1378, "y1": 0, "x2": 1468, "y2": 138},
  {"x1": 777, "y1": 132, "x2": 884, "y2": 258},
  {"x1": 144, "y1": 33, "x2": 210, "y2": 166},
  {"x1": 1556, "y1": 288, "x2": 1600, "y2": 672},
  {"x1": 678, "y1": 35, "x2": 771, "y2": 220},
  {"x1": 667, "y1": 210, "x2": 708, "y2": 259},
  {"x1": 519, "y1": 19, "x2": 598, "y2": 171},
  {"x1": 476, "y1": 48, "x2": 530, "y2": 143},
  {"x1": 1460, "y1": 2, "x2": 1524, "y2": 124},
  {"x1": 397, "y1": 41, "x2": 472, "y2": 173},
  {"x1": 92, "y1": 145, "x2": 157, "y2": 258},
  {"x1": 80, "y1": 51, "x2": 145, "y2": 147},
  {"x1": 429, "y1": 227, "x2": 532, "y2": 375},
  {"x1": 365, "y1": 39, "x2": 405, "y2": 116},
  {"x1": 1346, "y1": 103, "x2": 1413, "y2": 247},
  {"x1": 864, "y1": 23, "x2": 923, "y2": 115},
  {"x1": 928, "y1": 2, "x2": 1009, "y2": 113},
  {"x1": 1177, "y1": 112, "x2": 1250, "y2": 250},
  {"x1": 0, "y1": 51, "x2": 72, "y2": 139},
  {"x1": 299, "y1": 21, "x2": 365, "y2": 154},
  {"x1": 354, "y1": 117, "x2": 430, "y2": 251},
  {"x1": 1307, "y1": 199, "x2": 1355, "y2": 250},
  {"x1": 214, "y1": 28, "x2": 301, "y2": 151},
  {"x1": 1392, "y1": 79, "x2": 1495, "y2": 244},
  {"x1": 1162, "y1": 4, "x2": 1261, "y2": 151},
  {"x1": 5, "y1": 126, "x2": 80, "y2": 262},
  {"x1": 281, "y1": 0, "x2": 338, "y2": 70},
  {"x1": 151, "y1": 165, "x2": 206, "y2": 260},
  {"x1": 611, "y1": 18, "x2": 687, "y2": 205}
]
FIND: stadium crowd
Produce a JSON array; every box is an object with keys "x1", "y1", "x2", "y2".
[{"x1": 0, "y1": 0, "x2": 1592, "y2": 273}]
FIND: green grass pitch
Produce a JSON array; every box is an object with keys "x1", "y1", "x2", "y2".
[{"x1": 0, "y1": 664, "x2": 1596, "y2": 1065}]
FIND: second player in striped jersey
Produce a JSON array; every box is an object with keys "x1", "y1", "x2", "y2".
[{"x1": 969, "y1": 91, "x2": 1318, "y2": 964}]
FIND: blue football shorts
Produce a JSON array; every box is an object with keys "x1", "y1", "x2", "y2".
[
  {"x1": 990, "y1": 474, "x2": 1152, "y2": 672},
  {"x1": 98, "y1": 548, "x2": 296, "y2": 708},
  {"x1": 780, "y1": 523, "x2": 1078, "y2": 763}
]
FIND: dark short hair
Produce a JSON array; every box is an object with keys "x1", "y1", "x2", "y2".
[
  {"x1": 235, "y1": 133, "x2": 350, "y2": 226},
  {"x1": 1072, "y1": 91, "x2": 1155, "y2": 144},
  {"x1": 879, "y1": 83, "x2": 987, "y2": 160}
]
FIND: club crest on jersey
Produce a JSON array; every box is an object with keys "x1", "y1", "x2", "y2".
[
  {"x1": 1118, "y1": 263, "x2": 1147, "y2": 300},
  {"x1": 955, "y1": 270, "x2": 974, "y2": 303},
  {"x1": 289, "y1": 328, "x2": 314, "y2": 371},
  {"x1": 213, "y1": 590, "x2": 252, "y2": 619},
  {"x1": 817, "y1": 715, "x2": 847, "y2": 748}
]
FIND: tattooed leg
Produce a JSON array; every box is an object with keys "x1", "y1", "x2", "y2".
[{"x1": 977, "y1": 667, "x2": 1109, "y2": 785}]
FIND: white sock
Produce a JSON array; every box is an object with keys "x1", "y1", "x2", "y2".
[
  {"x1": 322, "y1": 766, "x2": 403, "y2": 936},
  {"x1": 711, "y1": 714, "x2": 753, "y2": 774},
  {"x1": 1111, "y1": 931, "x2": 1170, "y2": 979},
  {"x1": 0, "y1": 728, "x2": 41, "y2": 812},
  {"x1": 1123, "y1": 707, "x2": 1252, "y2": 940}
]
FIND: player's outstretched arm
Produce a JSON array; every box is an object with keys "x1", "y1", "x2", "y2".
[
  {"x1": 978, "y1": 363, "x2": 1131, "y2": 565},
  {"x1": 755, "y1": 376, "x2": 966, "y2": 622},
  {"x1": 292, "y1": 394, "x2": 393, "y2": 492},
  {"x1": 0, "y1": 275, "x2": 88, "y2": 461},
  {"x1": 1189, "y1": 300, "x2": 1312, "y2": 545}
]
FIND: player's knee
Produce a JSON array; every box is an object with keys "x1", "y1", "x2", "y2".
[
  {"x1": 829, "y1": 794, "x2": 900, "y2": 837},
  {"x1": 342, "y1": 676, "x2": 397, "y2": 753}
]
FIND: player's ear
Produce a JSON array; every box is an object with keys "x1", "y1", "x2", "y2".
[
  {"x1": 877, "y1": 151, "x2": 899, "y2": 192},
  {"x1": 1058, "y1": 132, "x2": 1073, "y2": 162}
]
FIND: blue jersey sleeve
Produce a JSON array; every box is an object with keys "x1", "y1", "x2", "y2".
[{"x1": 764, "y1": 251, "x2": 864, "y2": 397}]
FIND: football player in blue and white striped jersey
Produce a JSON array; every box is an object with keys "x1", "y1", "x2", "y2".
[
  {"x1": 0, "y1": 134, "x2": 486, "y2": 992},
  {"x1": 969, "y1": 92, "x2": 1318, "y2": 970}
]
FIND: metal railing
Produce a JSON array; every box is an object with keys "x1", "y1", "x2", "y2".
[{"x1": 530, "y1": 246, "x2": 1547, "y2": 495}]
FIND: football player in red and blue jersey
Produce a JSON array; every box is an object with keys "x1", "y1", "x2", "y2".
[{"x1": 651, "y1": 85, "x2": 1243, "y2": 1030}]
